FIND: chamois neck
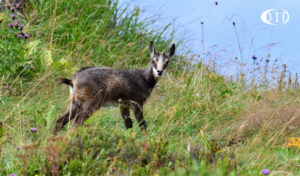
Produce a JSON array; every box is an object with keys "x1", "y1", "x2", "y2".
[{"x1": 143, "y1": 66, "x2": 158, "y2": 88}]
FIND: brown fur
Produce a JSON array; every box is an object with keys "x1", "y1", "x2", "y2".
[{"x1": 53, "y1": 41, "x2": 175, "y2": 135}]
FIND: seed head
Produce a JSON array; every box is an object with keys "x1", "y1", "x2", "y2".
[
  {"x1": 10, "y1": 8, "x2": 15, "y2": 12},
  {"x1": 282, "y1": 64, "x2": 287, "y2": 69},
  {"x1": 252, "y1": 55, "x2": 257, "y2": 60},
  {"x1": 15, "y1": 21, "x2": 19, "y2": 28},
  {"x1": 232, "y1": 21, "x2": 236, "y2": 26}
]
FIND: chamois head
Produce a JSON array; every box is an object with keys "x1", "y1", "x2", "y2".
[{"x1": 149, "y1": 41, "x2": 175, "y2": 78}]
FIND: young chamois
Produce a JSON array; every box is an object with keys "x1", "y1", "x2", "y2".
[{"x1": 53, "y1": 41, "x2": 175, "y2": 135}]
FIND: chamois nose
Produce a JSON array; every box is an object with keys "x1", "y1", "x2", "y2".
[{"x1": 157, "y1": 70, "x2": 163, "y2": 76}]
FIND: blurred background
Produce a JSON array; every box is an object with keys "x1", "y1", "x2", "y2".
[{"x1": 126, "y1": 0, "x2": 300, "y2": 76}]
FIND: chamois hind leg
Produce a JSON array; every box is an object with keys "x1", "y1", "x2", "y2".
[
  {"x1": 132, "y1": 103, "x2": 147, "y2": 132},
  {"x1": 73, "y1": 92, "x2": 104, "y2": 127},
  {"x1": 53, "y1": 102, "x2": 79, "y2": 135},
  {"x1": 120, "y1": 106, "x2": 133, "y2": 129}
]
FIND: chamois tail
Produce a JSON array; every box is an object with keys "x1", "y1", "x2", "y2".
[{"x1": 59, "y1": 78, "x2": 73, "y2": 87}]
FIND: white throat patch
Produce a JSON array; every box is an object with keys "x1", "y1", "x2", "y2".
[{"x1": 153, "y1": 67, "x2": 159, "y2": 78}]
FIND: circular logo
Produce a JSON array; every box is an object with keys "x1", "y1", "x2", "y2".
[{"x1": 261, "y1": 9, "x2": 289, "y2": 25}]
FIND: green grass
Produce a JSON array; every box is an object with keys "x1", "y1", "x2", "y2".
[{"x1": 0, "y1": 0, "x2": 299, "y2": 175}]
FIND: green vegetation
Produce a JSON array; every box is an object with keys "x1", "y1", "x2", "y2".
[{"x1": 0, "y1": 0, "x2": 299, "y2": 175}]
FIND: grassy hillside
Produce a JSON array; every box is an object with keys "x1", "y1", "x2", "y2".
[{"x1": 0, "y1": 0, "x2": 299, "y2": 175}]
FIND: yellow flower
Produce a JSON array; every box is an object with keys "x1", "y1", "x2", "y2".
[
  {"x1": 209, "y1": 72, "x2": 217, "y2": 80},
  {"x1": 285, "y1": 137, "x2": 300, "y2": 148}
]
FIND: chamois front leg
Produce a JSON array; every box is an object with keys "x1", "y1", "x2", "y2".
[
  {"x1": 120, "y1": 106, "x2": 133, "y2": 129},
  {"x1": 132, "y1": 104, "x2": 147, "y2": 132}
]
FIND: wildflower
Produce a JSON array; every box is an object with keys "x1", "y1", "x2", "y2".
[
  {"x1": 285, "y1": 137, "x2": 300, "y2": 148},
  {"x1": 18, "y1": 34, "x2": 23, "y2": 38},
  {"x1": 20, "y1": 24, "x2": 24, "y2": 30},
  {"x1": 209, "y1": 72, "x2": 217, "y2": 80},
  {"x1": 17, "y1": 146, "x2": 20, "y2": 150},
  {"x1": 252, "y1": 55, "x2": 257, "y2": 60},
  {"x1": 11, "y1": 8, "x2": 15, "y2": 12},
  {"x1": 6, "y1": 3, "x2": 11, "y2": 8},
  {"x1": 31, "y1": 127, "x2": 37, "y2": 132},
  {"x1": 25, "y1": 34, "x2": 29, "y2": 39},
  {"x1": 262, "y1": 169, "x2": 270, "y2": 175},
  {"x1": 12, "y1": 14, "x2": 16, "y2": 20},
  {"x1": 10, "y1": 174, "x2": 17, "y2": 176},
  {"x1": 9, "y1": 23, "x2": 14, "y2": 28}
]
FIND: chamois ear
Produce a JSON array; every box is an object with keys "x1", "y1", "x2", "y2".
[
  {"x1": 169, "y1": 43, "x2": 175, "y2": 58},
  {"x1": 149, "y1": 41, "x2": 156, "y2": 58}
]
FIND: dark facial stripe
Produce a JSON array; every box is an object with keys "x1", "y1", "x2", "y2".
[{"x1": 163, "y1": 61, "x2": 169, "y2": 69}]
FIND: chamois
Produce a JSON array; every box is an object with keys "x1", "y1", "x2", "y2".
[{"x1": 53, "y1": 41, "x2": 175, "y2": 135}]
